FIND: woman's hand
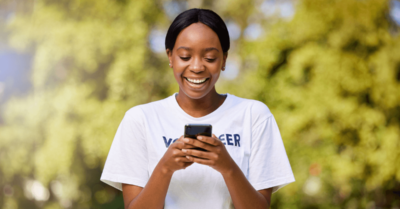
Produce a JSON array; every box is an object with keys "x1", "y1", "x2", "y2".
[
  {"x1": 182, "y1": 134, "x2": 235, "y2": 175},
  {"x1": 159, "y1": 136, "x2": 195, "y2": 175}
]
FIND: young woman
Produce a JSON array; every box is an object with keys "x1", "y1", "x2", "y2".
[{"x1": 101, "y1": 8, "x2": 295, "y2": 209}]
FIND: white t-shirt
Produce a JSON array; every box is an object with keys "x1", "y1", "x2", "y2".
[{"x1": 101, "y1": 93, "x2": 295, "y2": 209}]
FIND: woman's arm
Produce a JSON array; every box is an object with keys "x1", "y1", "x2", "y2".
[
  {"x1": 222, "y1": 162, "x2": 272, "y2": 209},
  {"x1": 122, "y1": 163, "x2": 173, "y2": 209},
  {"x1": 182, "y1": 135, "x2": 272, "y2": 209},
  {"x1": 122, "y1": 137, "x2": 194, "y2": 209}
]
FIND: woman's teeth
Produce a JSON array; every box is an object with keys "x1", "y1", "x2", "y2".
[{"x1": 186, "y1": 78, "x2": 208, "y2": 84}]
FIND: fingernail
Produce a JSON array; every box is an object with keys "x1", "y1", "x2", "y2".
[
  {"x1": 182, "y1": 149, "x2": 187, "y2": 153},
  {"x1": 183, "y1": 138, "x2": 189, "y2": 142},
  {"x1": 186, "y1": 156, "x2": 191, "y2": 160},
  {"x1": 197, "y1": 136, "x2": 203, "y2": 140}
]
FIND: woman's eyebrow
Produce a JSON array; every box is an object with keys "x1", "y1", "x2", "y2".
[
  {"x1": 177, "y1": 46, "x2": 191, "y2": 51},
  {"x1": 204, "y1": 47, "x2": 219, "y2": 52},
  {"x1": 176, "y1": 46, "x2": 219, "y2": 52}
]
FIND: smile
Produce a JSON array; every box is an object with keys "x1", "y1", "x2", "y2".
[{"x1": 185, "y1": 77, "x2": 209, "y2": 84}]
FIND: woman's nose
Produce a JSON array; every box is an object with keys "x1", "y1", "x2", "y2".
[{"x1": 189, "y1": 57, "x2": 204, "y2": 73}]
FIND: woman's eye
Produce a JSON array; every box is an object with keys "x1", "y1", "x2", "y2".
[
  {"x1": 180, "y1": 57, "x2": 190, "y2": 61},
  {"x1": 205, "y1": 58, "x2": 216, "y2": 62}
]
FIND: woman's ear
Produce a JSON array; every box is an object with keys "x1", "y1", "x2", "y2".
[
  {"x1": 166, "y1": 49, "x2": 173, "y2": 68},
  {"x1": 222, "y1": 52, "x2": 228, "y2": 71}
]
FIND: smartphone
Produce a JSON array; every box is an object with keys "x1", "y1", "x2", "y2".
[{"x1": 184, "y1": 124, "x2": 212, "y2": 151}]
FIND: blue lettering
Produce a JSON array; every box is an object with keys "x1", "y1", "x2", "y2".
[
  {"x1": 165, "y1": 135, "x2": 240, "y2": 147},
  {"x1": 163, "y1": 136, "x2": 173, "y2": 148},
  {"x1": 234, "y1": 134, "x2": 240, "y2": 147},
  {"x1": 226, "y1": 134, "x2": 233, "y2": 146},
  {"x1": 219, "y1": 134, "x2": 226, "y2": 145}
]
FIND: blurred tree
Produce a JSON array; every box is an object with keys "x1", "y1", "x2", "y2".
[
  {"x1": 221, "y1": 0, "x2": 400, "y2": 208},
  {"x1": 0, "y1": 0, "x2": 171, "y2": 208},
  {"x1": 0, "y1": 0, "x2": 399, "y2": 208}
]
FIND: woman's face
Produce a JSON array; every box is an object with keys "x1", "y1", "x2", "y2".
[{"x1": 167, "y1": 22, "x2": 227, "y2": 99}]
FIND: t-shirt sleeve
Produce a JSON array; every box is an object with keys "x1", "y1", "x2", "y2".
[
  {"x1": 248, "y1": 114, "x2": 295, "y2": 193},
  {"x1": 100, "y1": 107, "x2": 148, "y2": 191}
]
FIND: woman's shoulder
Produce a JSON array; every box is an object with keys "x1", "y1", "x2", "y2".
[
  {"x1": 229, "y1": 94, "x2": 271, "y2": 114},
  {"x1": 124, "y1": 96, "x2": 173, "y2": 120},
  {"x1": 228, "y1": 94, "x2": 273, "y2": 125}
]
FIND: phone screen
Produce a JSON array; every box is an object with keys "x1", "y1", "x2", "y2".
[
  {"x1": 184, "y1": 124, "x2": 212, "y2": 139},
  {"x1": 184, "y1": 124, "x2": 212, "y2": 151}
]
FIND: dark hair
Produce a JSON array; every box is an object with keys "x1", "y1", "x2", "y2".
[{"x1": 165, "y1": 8, "x2": 230, "y2": 53}]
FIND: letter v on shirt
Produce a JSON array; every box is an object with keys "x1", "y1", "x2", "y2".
[{"x1": 101, "y1": 93, "x2": 295, "y2": 209}]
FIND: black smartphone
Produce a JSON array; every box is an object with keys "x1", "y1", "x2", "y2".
[{"x1": 184, "y1": 124, "x2": 212, "y2": 151}]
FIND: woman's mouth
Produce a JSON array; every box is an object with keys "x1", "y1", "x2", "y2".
[{"x1": 184, "y1": 77, "x2": 209, "y2": 84}]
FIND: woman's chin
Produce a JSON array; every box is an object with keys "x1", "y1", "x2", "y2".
[
  {"x1": 180, "y1": 89, "x2": 210, "y2": 100},
  {"x1": 178, "y1": 79, "x2": 214, "y2": 99},
  {"x1": 179, "y1": 87, "x2": 215, "y2": 100}
]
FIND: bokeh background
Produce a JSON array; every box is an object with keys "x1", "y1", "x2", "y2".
[{"x1": 1, "y1": 0, "x2": 400, "y2": 208}]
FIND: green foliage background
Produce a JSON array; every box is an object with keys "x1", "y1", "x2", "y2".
[{"x1": 0, "y1": 0, "x2": 399, "y2": 208}]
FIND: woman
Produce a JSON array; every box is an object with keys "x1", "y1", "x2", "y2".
[{"x1": 101, "y1": 8, "x2": 295, "y2": 209}]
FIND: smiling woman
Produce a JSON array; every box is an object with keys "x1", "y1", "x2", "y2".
[
  {"x1": 100, "y1": 8, "x2": 295, "y2": 209},
  {"x1": 166, "y1": 9, "x2": 229, "y2": 104},
  {"x1": 168, "y1": 22, "x2": 226, "y2": 104}
]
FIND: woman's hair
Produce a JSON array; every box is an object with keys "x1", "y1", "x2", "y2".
[{"x1": 165, "y1": 8, "x2": 230, "y2": 53}]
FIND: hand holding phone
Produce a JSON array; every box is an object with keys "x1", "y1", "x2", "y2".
[{"x1": 184, "y1": 124, "x2": 212, "y2": 151}]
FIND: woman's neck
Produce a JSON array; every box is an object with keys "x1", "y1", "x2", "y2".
[{"x1": 176, "y1": 88, "x2": 227, "y2": 118}]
